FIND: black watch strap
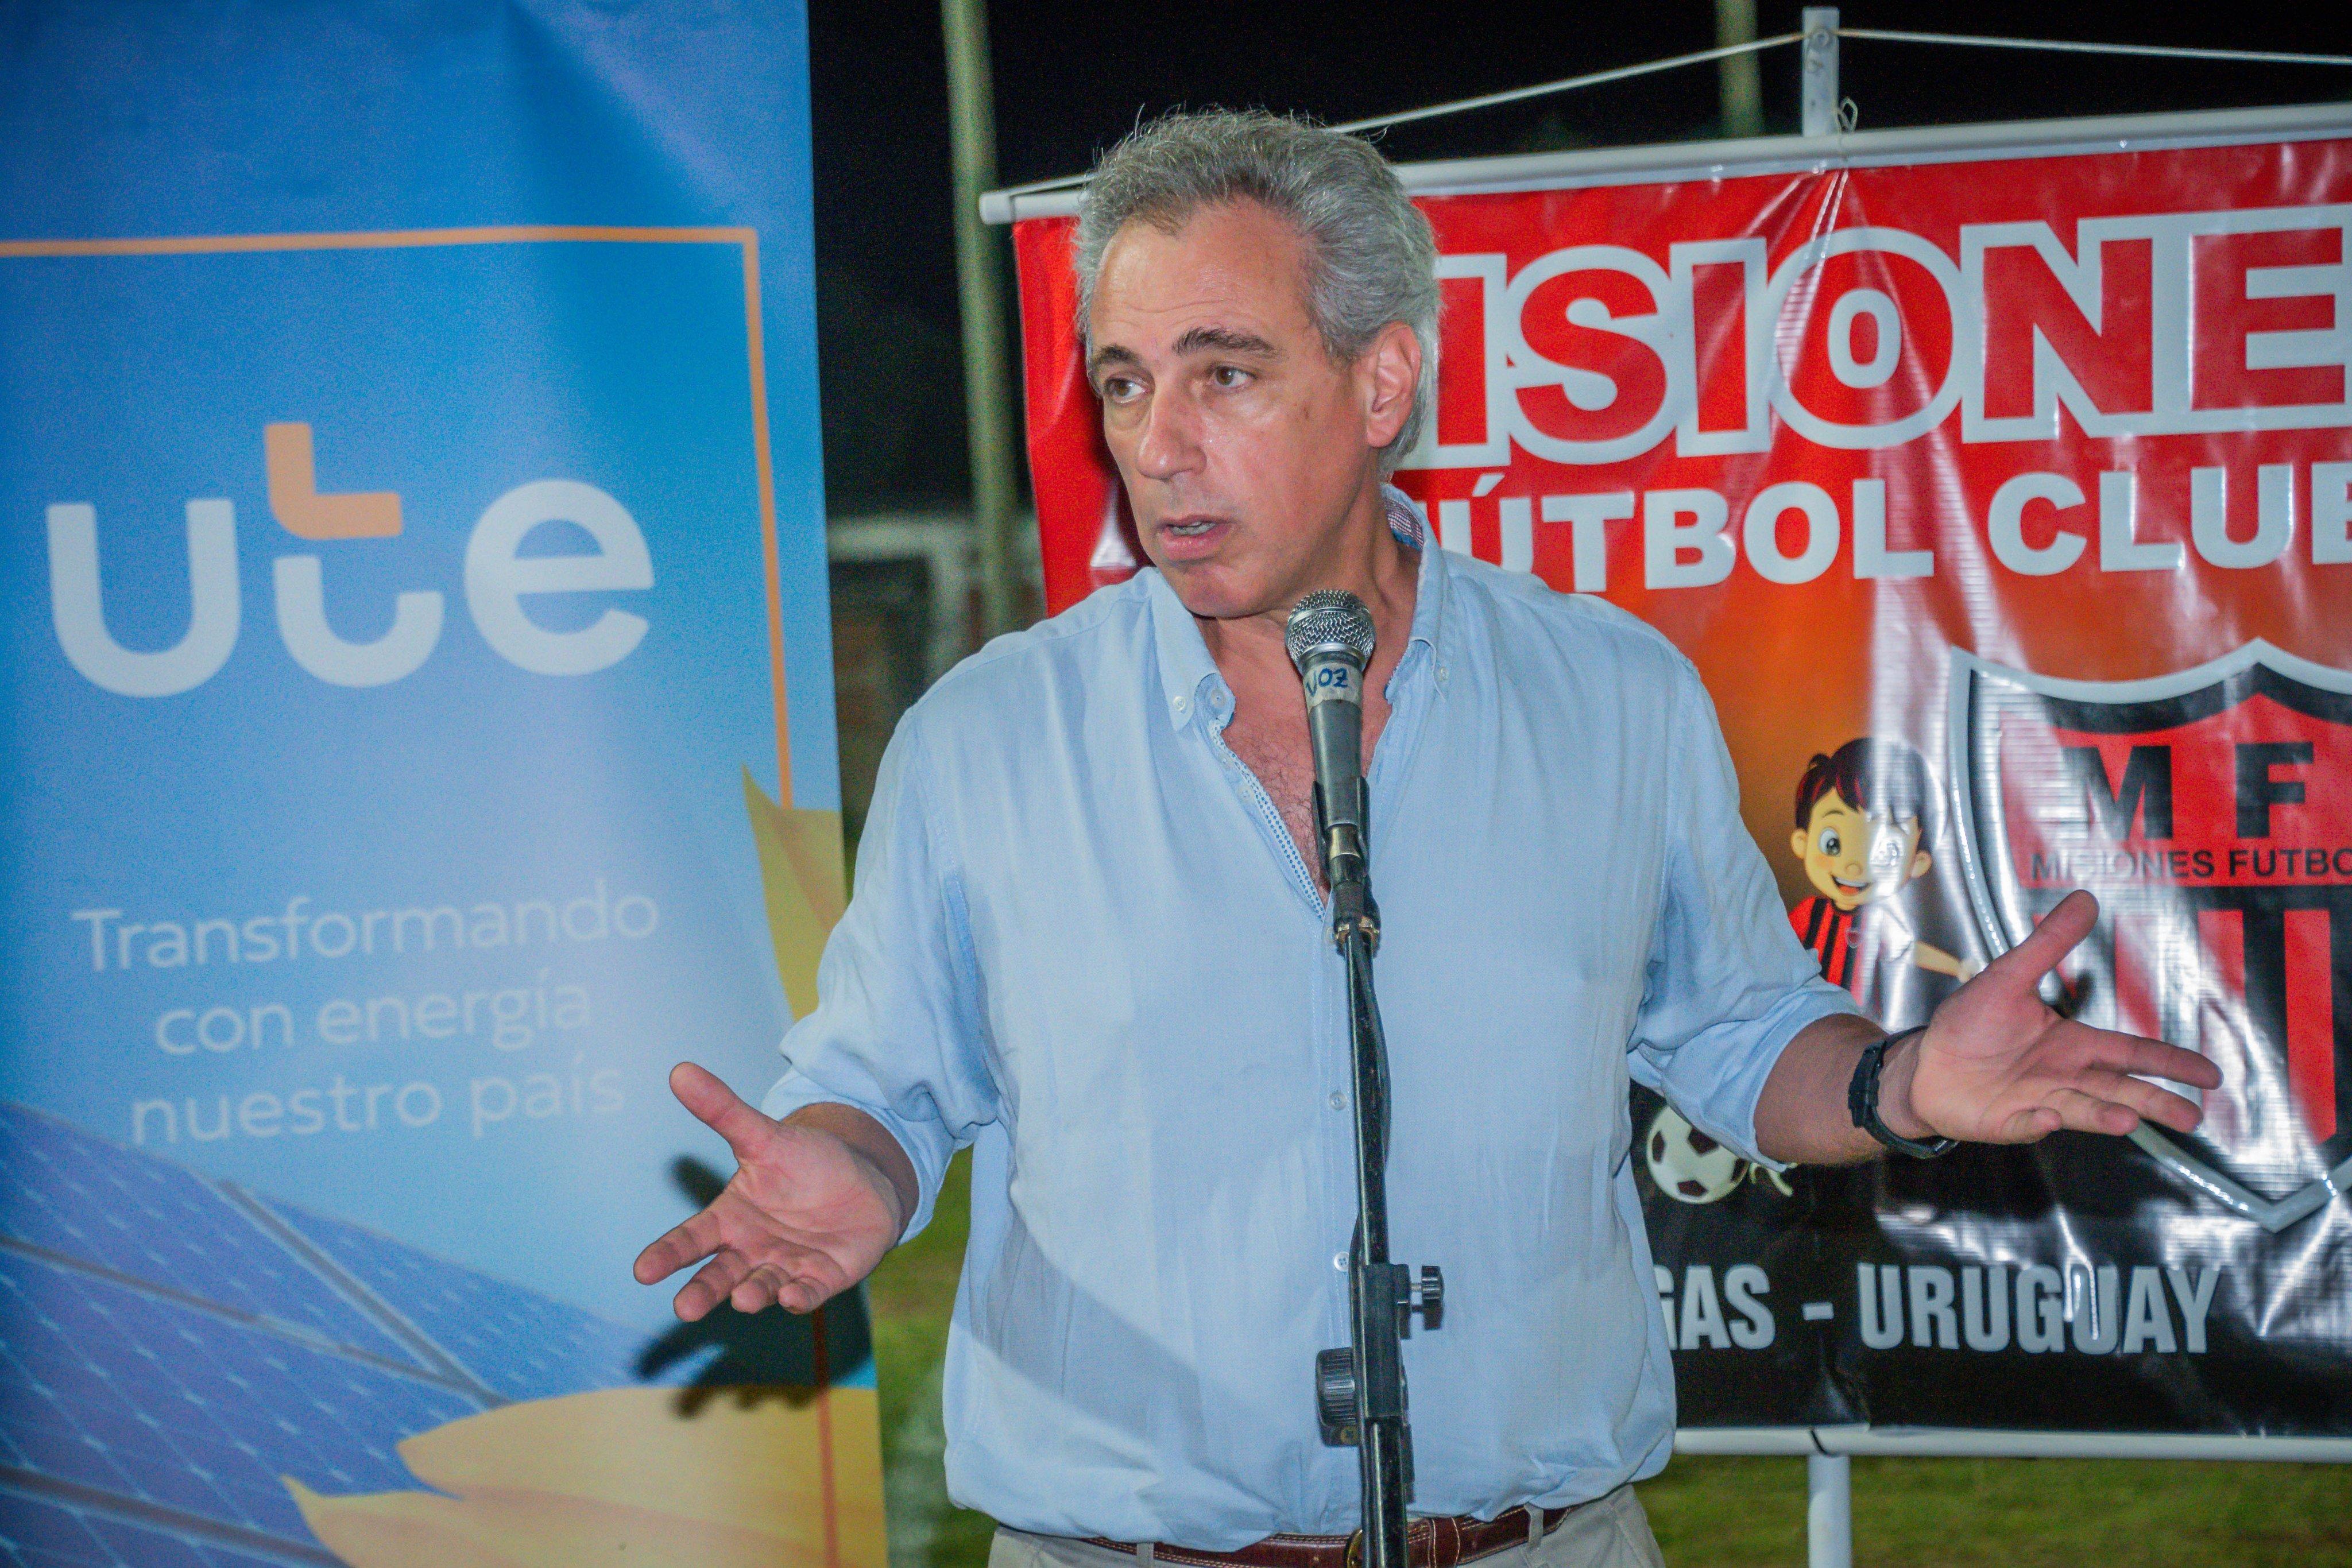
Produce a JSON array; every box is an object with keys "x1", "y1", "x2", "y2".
[{"x1": 1848, "y1": 1026, "x2": 1956, "y2": 1159}]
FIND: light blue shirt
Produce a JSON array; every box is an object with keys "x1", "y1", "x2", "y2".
[{"x1": 767, "y1": 489, "x2": 1856, "y2": 1544}]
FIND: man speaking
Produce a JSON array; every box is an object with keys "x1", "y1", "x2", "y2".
[{"x1": 636, "y1": 111, "x2": 2218, "y2": 1567}]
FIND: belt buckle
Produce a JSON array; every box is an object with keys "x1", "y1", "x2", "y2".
[{"x1": 1343, "y1": 1529, "x2": 1364, "y2": 1568}]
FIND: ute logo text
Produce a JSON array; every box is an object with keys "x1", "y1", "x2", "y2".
[{"x1": 46, "y1": 423, "x2": 653, "y2": 696}]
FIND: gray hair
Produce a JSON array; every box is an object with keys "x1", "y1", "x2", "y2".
[{"x1": 1074, "y1": 110, "x2": 1440, "y2": 473}]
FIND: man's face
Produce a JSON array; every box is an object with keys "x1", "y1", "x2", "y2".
[
  {"x1": 1791, "y1": 792, "x2": 1930, "y2": 911},
  {"x1": 1085, "y1": 200, "x2": 1411, "y2": 621}
]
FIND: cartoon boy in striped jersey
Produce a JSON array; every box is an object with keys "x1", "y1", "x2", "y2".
[{"x1": 1789, "y1": 737, "x2": 1981, "y2": 1024}]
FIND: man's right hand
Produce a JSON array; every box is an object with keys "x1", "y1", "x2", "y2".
[{"x1": 632, "y1": 1062, "x2": 912, "y2": 1320}]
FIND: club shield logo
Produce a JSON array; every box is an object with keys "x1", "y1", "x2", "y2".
[{"x1": 1948, "y1": 641, "x2": 2352, "y2": 1231}]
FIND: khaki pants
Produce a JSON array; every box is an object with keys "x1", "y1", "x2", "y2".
[{"x1": 990, "y1": 1486, "x2": 1666, "y2": 1568}]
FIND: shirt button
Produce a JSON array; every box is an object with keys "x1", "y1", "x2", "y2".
[
  {"x1": 1328, "y1": 1091, "x2": 1346, "y2": 1111},
  {"x1": 1333, "y1": 1251, "x2": 1348, "y2": 1271}
]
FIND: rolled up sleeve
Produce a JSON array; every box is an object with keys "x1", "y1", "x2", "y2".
[
  {"x1": 763, "y1": 715, "x2": 997, "y2": 1240},
  {"x1": 1627, "y1": 660, "x2": 1860, "y2": 1168}
]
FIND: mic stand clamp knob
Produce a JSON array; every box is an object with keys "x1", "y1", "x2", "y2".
[
  {"x1": 1409, "y1": 1265, "x2": 1443, "y2": 1330},
  {"x1": 1316, "y1": 1346, "x2": 1360, "y2": 1446},
  {"x1": 1317, "y1": 1257, "x2": 1445, "y2": 1449}
]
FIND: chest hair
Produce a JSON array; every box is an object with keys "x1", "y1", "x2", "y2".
[
  {"x1": 1220, "y1": 695, "x2": 1391, "y2": 893},
  {"x1": 1221, "y1": 718, "x2": 1326, "y2": 888}
]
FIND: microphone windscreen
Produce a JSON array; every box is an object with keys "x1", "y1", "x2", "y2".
[{"x1": 1285, "y1": 590, "x2": 1376, "y2": 672}]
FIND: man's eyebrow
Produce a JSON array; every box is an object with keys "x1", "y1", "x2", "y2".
[
  {"x1": 1174, "y1": 326, "x2": 1278, "y2": 357},
  {"x1": 1086, "y1": 344, "x2": 1142, "y2": 380}
]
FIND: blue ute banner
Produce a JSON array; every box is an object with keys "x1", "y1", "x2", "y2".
[{"x1": 0, "y1": 3, "x2": 884, "y2": 1564}]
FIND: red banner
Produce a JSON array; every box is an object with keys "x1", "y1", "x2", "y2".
[{"x1": 1013, "y1": 133, "x2": 2352, "y2": 1434}]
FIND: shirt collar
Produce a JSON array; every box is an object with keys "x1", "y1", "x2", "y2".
[
  {"x1": 1386, "y1": 484, "x2": 1450, "y2": 687},
  {"x1": 1144, "y1": 568, "x2": 1223, "y2": 730},
  {"x1": 1143, "y1": 482, "x2": 1452, "y2": 730}
]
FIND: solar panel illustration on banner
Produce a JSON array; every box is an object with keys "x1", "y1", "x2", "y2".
[
  {"x1": 254, "y1": 1203, "x2": 663, "y2": 1408},
  {"x1": 0, "y1": 1102, "x2": 688, "y2": 1567}
]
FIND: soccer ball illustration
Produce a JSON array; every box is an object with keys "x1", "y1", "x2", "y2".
[{"x1": 1645, "y1": 1105, "x2": 1747, "y2": 1204}]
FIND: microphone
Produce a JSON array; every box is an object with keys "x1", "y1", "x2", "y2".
[
  {"x1": 1285, "y1": 590, "x2": 1377, "y2": 897},
  {"x1": 1290, "y1": 589, "x2": 1434, "y2": 1556}
]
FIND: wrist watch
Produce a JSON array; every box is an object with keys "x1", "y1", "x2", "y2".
[{"x1": 1848, "y1": 1025, "x2": 1957, "y2": 1159}]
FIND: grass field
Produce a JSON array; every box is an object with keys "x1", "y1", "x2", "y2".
[{"x1": 865, "y1": 1152, "x2": 2352, "y2": 1568}]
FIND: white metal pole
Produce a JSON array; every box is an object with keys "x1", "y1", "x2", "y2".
[
  {"x1": 1801, "y1": 7, "x2": 1840, "y2": 138},
  {"x1": 1806, "y1": 1452, "x2": 1853, "y2": 1568},
  {"x1": 986, "y1": 102, "x2": 2352, "y2": 224}
]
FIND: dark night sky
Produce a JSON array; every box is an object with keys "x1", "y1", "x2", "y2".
[{"x1": 802, "y1": 0, "x2": 2352, "y2": 505}]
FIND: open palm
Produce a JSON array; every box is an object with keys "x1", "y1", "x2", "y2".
[
  {"x1": 1910, "y1": 890, "x2": 2223, "y2": 1144},
  {"x1": 632, "y1": 1063, "x2": 904, "y2": 1320}
]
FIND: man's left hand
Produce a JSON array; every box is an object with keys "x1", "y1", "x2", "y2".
[{"x1": 1890, "y1": 889, "x2": 2224, "y2": 1144}]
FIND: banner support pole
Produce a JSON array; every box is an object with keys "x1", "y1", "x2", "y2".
[
  {"x1": 1801, "y1": 7, "x2": 1840, "y2": 137},
  {"x1": 1782, "y1": 93, "x2": 1847, "y2": 1484},
  {"x1": 942, "y1": 0, "x2": 1023, "y2": 638},
  {"x1": 1715, "y1": 0, "x2": 1765, "y2": 138},
  {"x1": 1806, "y1": 1452, "x2": 1852, "y2": 1568}
]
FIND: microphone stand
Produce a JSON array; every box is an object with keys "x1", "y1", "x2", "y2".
[{"x1": 1313, "y1": 779, "x2": 1442, "y2": 1568}]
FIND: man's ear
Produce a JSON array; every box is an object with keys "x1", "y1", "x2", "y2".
[
  {"x1": 1790, "y1": 828, "x2": 1809, "y2": 860},
  {"x1": 1910, "y1": 848, "x2": 1933, "y2": 881},
  {"x1": 1360, "y1": 320, "x2": 1422, "y2": 452}
]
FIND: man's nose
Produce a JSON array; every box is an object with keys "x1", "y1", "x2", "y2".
[{"x1": 1133, "y1": 385, "x2": 1203, "y2": 479}]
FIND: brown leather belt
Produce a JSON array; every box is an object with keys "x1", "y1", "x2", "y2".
[{"x1": 1081, "y1": 1503, "x2": 1576, "y2": 1568}]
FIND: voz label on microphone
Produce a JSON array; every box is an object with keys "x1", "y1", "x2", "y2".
[{"x1": 1305, "y1": 663, "x2": 1357, "y2": 703}]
